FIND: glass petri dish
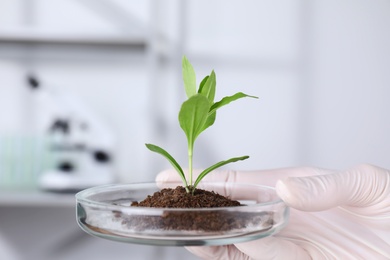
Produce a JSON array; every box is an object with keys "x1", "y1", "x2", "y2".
[{"x1": 76, "y1": 182, "x2": 289, "y2": 246}]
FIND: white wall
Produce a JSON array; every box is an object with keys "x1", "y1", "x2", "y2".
[
  {"x1": 183, "y1": 0, "x2": 390, "y2": 172},
  {"x1": 302, "y1": 0, "x2": 390, "y2": 169},
  {"x1": 1, "y1": 0, "x2": 390, "y2": 184}
]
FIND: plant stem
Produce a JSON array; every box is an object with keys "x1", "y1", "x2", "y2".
[{"x1": 188, "y1": 144, "x2": 193, "y2": 188}]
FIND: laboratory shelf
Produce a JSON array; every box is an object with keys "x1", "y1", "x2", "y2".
[
  {"x1": 0, "y1": 189, "x2": 76, "y2": 207},
  {"x1": 0, "y1": 30, "x2": 147, "y2": 48}
]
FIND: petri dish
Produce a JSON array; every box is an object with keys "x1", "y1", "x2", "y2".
[{"x1": 76, "y1": 182, "x2": 289, "y2": 246}]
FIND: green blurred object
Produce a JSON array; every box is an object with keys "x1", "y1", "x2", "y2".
[{"x1": 0, "y1": 135, "x2": 56, "y2": 189}]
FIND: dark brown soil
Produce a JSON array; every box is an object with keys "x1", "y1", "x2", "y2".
[
  {"x1": 117, "y1": 186, "x2": 267, "y2": 233},
  {"x1": 131, "y1": 186, "x2": 242, "y2": 208}
]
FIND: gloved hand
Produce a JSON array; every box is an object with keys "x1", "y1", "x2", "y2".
[{"x1": 156, "y1": 164, "x2": 390, "y2": 259}]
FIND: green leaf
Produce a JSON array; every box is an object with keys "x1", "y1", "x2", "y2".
[
  {"x1": 182, "y1": 56, "x2": 197, "y2": 98},
  {"x1": 201, "y1": 91, "x2": 257, "y2": 133},
  {"x1": 193, "y1": 156, "x2": 250, "y2": 188},
  {"x1": 210, "y1": 92, "x2": 258, "y2": 114},
  {"x1": 198, "y1": 75, "x2": 209, "y2": 93},
  {"x1": 179, "y1": 94, "x2": 211, "y2": 147},
  {"x1": 145, "y1": 143, "x2": 188, "y2": 187},
  {"x1": 198, "y1": 70, "x2": 216, "y2": 103},
  {"x1": 200, "y1": 110, "x2": 216, "y2": 132}
]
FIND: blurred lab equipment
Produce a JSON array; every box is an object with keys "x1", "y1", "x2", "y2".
[{"x1": 27, "y1": 75, "x2": 116, "y2": 192}]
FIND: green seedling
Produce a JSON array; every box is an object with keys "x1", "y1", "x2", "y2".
[{"x1": 146, "y1": 56, "x2": 258, "y2": 193}]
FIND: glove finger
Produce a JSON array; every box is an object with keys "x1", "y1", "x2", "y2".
[
  {"x1": 157, "y1": 167, "x2": 331, "y2": 188},
  {"x1": 275, "y1": 164, "x2": 390, "y2": 211},
  {"x1": 235, "y1": 237, "x2": 311, "y2": 260},
  {"x1": 186, "y1": 245, "x2": 250, "y2": 260}
]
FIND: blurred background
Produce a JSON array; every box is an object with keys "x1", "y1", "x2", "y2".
[{"x1": 0, "y1": 0, "x2": 389, "y2": 259}]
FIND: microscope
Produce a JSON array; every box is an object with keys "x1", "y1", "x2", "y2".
[{"x1": 27, "y1": 75, "x2": 116, "y2": 192}]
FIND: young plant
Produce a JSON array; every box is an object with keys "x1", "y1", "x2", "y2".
[{"x1": 146, "y1": 56, "x2": 258, "y2": 193}]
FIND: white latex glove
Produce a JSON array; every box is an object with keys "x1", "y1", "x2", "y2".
[{"x1": 156, "y1": 164, "x2": 390, "y2": 259}]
